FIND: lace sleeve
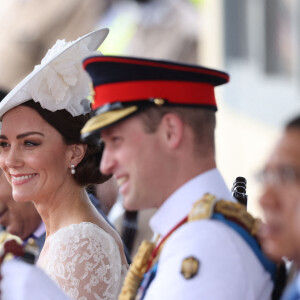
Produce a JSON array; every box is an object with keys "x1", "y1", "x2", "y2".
[{"x1": 44, "y1": 223, "x2": 125, "y2": 300}]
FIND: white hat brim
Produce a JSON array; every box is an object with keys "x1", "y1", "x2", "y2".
[{"x1": 0, "y1": 28, "x2": 109, "y2": 118}]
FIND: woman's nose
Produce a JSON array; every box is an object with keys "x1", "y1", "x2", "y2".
[{"x1": 3, "y1": 146, "x2": 22, "y2": 168}]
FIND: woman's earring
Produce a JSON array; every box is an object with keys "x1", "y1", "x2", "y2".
[{"x1": 70, "y1": 164, "x2": 76, "y2": 175}]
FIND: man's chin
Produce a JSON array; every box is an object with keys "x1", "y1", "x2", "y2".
[
  {"x1": 262, "y1": 239, "x2": 291, "y2": 262},
  {"x1": 123, "y1": 198, "x2": 147, "y2": 211},
  {"x1": 122, "y1": 197, "x2": 137, "y2": 211}
]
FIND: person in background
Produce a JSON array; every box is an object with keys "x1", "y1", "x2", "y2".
[
  {"x1": 109, "y1": 202, "x2": 156, "y2": 258},
  {"x1": 0, "y1": 29, "x2": 128, "y2": 300},
  {"x1": 90, "y1": 176, "x2": 119, "y2": 216},
  {"x1": 80, "y1": 55, "x2": 275, "y2": 300},
  {"x1": 258, "y1": 115, "x2": 300, "y2": 300}
]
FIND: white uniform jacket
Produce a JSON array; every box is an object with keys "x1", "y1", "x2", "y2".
[{"x1": 145, "y1": 168, "x2": 273, "y2": 300}]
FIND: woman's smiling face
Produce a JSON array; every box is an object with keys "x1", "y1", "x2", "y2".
[{"x1": 0, "y1": 105, "x2": 72, "y2": 203}]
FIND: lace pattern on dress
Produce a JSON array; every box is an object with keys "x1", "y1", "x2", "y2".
[{"x1": 43, "y1": 222, "x2": 127, "y2": 300}]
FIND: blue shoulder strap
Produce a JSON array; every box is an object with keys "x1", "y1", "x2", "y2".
[{"x1": 212, "y1": 212, "x2": 277, "y2": 282}]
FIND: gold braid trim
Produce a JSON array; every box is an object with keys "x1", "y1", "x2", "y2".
[
  {"x1": 188, "y1": 193, "x2": 260, "y2": 237},
  {"x1": 119, "y1": 240, "x2": 155, "y2": 300},
  {"x1": 214, "y1": 200, "x2": 260, "y2": 236},
  {"x1": 188, "y1": 193, "x2": 217, "y2": 221}
]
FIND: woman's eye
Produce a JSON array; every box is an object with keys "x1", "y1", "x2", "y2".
[
  {"x1": 0, "y1": 141, "x2": 9, "y2": 149},
  {"x1": 24, "y1": 140, "x2": 39, "y2": 147}
]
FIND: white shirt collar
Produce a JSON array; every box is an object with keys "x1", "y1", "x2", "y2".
[{"x1": 149, "y1": 168, "x2": 234, "y2": 237}]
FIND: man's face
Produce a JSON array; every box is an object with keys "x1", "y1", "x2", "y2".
[
  {"x1": 100, "y1": 115, "x2": 170, "y2": 210},
  {"x1": 259, "y1": 129, "x2": 300, "y2": 262}
]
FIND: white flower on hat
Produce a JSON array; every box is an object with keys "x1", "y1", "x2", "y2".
[
  {"x1": 0, "y1": 28, "x2": 109, "y2": 118},
  {"x1": 28, "y1": 38, "x2": 92, "y2": 115}
]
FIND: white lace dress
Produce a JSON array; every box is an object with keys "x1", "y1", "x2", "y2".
[{"x1": 38, "y1": 222, "x2": 127, "y2": 300}]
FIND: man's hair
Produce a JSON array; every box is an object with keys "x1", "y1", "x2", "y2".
[
  {"x1": 138, "y1": 105, "x2": 216, "y2": 156},
  {"x1": 286, "y1": 115, "x2": 300, "y2": 130}
]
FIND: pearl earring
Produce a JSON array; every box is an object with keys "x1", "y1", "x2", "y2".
[{"x1": 70, "y1": 164, "x2": 76, "y2": 175}]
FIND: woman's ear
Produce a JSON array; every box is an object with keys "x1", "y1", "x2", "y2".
[
  {"x1": 160, "y1": 113, "x2": 184, "y2": 149},
  {"x1": 68, "y1": 144, "x2": 87, "y2": 166}
]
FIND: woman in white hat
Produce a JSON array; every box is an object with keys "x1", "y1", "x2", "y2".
[{"x1": 0, "y1": 28, "x2": 128, "y2": 300}]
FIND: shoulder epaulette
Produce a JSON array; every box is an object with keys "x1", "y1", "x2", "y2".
[
  {"x1": 188, "y1": 193, "x2": 259, "y2": 237},
  {"x1": 188, "y1": 193, "x2": 276, "y2": 282}
]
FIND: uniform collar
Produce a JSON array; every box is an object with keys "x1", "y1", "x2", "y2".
[{"x1": 149, "y1": 168, "x2": 234, "y2": 238}]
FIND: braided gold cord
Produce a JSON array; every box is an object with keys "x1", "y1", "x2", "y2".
[{"x1": 119, "y1": 240, "x2": 155, "y2": 300}]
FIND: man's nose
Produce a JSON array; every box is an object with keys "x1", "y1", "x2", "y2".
[
  {"x1": 100, "y1": 148, "x2": 116, "y2": 175},
  {"x1": 258, "y1": 184, "x2": 278, "y2": 211}
]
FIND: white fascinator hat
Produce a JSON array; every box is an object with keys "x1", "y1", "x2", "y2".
[{"x1": 0, "y1": 28, "x2": 109, "y2": 118}]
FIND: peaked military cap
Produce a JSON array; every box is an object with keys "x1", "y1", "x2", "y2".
[{"x1": 81, "y1": 56, "x2": 229, "y2": 141}]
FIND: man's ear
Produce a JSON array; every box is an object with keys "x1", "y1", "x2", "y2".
[
  {"x1": 68, "y1": 144, "x2": 87, "y2": 166},
  {"x1": 160, "y1": 113, "x2": 184, "y2": 149}
]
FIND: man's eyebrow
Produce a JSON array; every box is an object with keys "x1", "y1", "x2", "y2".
[{"x1": 0, "y1": 132, "x2": 44, "y2": 140}]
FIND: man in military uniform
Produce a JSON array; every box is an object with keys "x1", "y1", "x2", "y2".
[{"x1": 80, "y1": 56, "x2": 275, "y2": 299}]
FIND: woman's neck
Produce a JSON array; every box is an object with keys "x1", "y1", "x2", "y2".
[{"x1": 35, "y1": 185, "x2": 89, "y2": 237}]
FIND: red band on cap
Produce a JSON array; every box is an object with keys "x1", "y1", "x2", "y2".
[{"x1": 92, "y1": 80, "x2": 216, "y2": 109}]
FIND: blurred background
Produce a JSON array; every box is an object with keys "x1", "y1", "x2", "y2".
[{"x1": 0, "y1": 0, "x2": 299, "y2": 218}]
